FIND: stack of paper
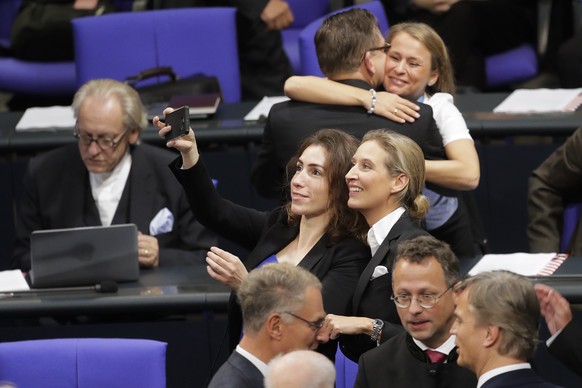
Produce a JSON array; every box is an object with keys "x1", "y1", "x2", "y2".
[
  {"x1": 493, "y1": 88, "x2": 582, "y2": 114},
  {"x1": 468, "y1": 252, "x2": 567, "y2": 277},
  {"x1": 15, "y1": 106, "x2": 76, "y2": 131}
]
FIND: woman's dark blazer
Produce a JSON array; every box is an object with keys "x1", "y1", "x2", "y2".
[
  {"x1": 340, "y1": 212, "x2": 429, "y2": 362},
  {"x1": 170, "y1": 157, "x2": 370, "y2": 359}
]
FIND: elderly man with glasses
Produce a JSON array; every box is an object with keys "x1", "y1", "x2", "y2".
[
  {"x1": 11, "y1": 78, "x2": 216, "y2": 271},
  {"x1": 354, "y1": 235, "x2": 476, "y2": 388}
]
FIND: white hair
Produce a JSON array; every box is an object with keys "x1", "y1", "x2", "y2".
[{"x1": 264, "y1": 350, "x2": 335, "y2": 388}]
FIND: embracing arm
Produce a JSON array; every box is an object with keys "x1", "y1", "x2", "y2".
[
  {"x1": 284, "y1": 76, "x2": 419, "y2": 123},
  {"x1": 425, "y1": 139, "x2": 480, "y2": 190}
]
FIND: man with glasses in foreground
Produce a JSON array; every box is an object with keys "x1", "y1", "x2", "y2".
[
  {"x1": 355, "y1": 235, "x2": 475, "y2": 388},
  {"x1": 208, "y1": 263, "x2": 327, "y2": 387},
  {"x1": 12, "y1": 79, "x2": 216, "y2": 271}
]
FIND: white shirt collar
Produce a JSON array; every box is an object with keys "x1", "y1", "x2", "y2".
[
  {"x1": 89, "y1": 149, "x2": 132, "y2": 226},
  {"x1": 413, "y1": 335, "x2": 457, "y2": 362},
  {"x1": 235, "y1": 345, "x2": 269, "y2": 376},
  {"x1": 367, "y1": 207, "x2": 406, "y2": 255},
  {"x1": 477, "y1": 363, "x2": 531, "y2": 388}
]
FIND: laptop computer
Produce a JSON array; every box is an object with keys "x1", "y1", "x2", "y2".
[{"x1": 30, "y1": 224, "x2": 139, "y2": 288}]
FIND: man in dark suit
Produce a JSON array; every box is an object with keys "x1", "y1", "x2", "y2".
[
  {"x1": 251, "y1": 8, "x2": 445, "y2": 199},
  {"x1": 535, "y1": 283, "x2": 582, "y2": 377},
  {"x1": 208, "y1": 263, "x2": 327, "y2": 387},
  {"x1": 355, "y1": 235, "x2": 475, "y2": 388},
  {"x1": 528, "y1": 125, "x2": 582, "y2": 255},
  {"x1": 12, "y1": 78, "x2": 217, "y2": 271},
  {"x1": 452, "y1": 270, "x2": 561, "y2": 388}
]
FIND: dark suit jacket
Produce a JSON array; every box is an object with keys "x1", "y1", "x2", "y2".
[
  {"x1": 549, "y1": 321, "x2": 582, "y2": 377},
  {"x1": 251, "y1": 79, "x2": 446, "y2": 199},
  {"x1": 208, "y1": 350, "x2": 263, "y2": 388},
  {"x1": 340, "y1": 213, "x2": 429, "y2": 362},
  {"x1": 170, "y1": 158, "x2": 370, "y2": 359},
  {"x1": 12, "y1": 143, "x2": 217, "y2": 271},
  {"x1": 355, "y1": 333, "x2": 476, "y2": 388},
  {"x1": 528, "y1": 125, "x2": 582, "y2": 255},
  {"x1": 481, "y1": 368, "x2": 562, "y2": 388}
]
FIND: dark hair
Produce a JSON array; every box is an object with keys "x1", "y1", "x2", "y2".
[
  {"x1": 285, "y1": 129, "x2": 368, "y2": 243},
  {"x1": 393, "y1": 235, "x2": 460, "y2": 286},
  {"x1": 315, "y1": 8, "x2": 380, "y2": 77}
]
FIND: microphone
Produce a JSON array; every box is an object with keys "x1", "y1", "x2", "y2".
[{"x1": 3, "y1": 281, "x2": 118, "y2": 296}]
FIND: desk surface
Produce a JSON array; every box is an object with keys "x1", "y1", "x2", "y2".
[
  {"x1": 2, "y1": 94, "x2": 582, "y2": 153},
  {"x1": 0, "y1": 255, "x2": 230, "y2": 318}
]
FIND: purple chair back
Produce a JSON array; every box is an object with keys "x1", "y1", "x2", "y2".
[{"x1": 0, "y1": 338, "x2": 167, "y2": 388}]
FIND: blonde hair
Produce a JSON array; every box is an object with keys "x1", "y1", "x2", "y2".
[{"x1": 362, "y1": 130, "x2": 429, "y2": 220}]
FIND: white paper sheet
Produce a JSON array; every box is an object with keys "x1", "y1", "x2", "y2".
[
  {"x1": 468, "y1": 252, "x2": 558, "y2": 276},
  {"x1": 15, "y1": 106, "x2": 76, "y2": 131},
  {"x1": 244, "y1": 96, "x2": 290, "y2": 121},
  {"x1": 493, "y1": 88, "x2": 582, "y2": 114},
  {"x1": 0, "y1": 269, "x2": 30, "y2": 292}
]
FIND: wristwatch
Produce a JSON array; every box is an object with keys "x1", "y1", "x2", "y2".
[{"x1": 370, "y1": 319, "x2": 384, "y2": 345}]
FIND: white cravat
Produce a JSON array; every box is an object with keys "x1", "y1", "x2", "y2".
[
  {"x1": 367, "y1": 207, "x2": 406, "y2": 255},
  {"x1": 89, "y1": 150, "x2": 132, "y2": 226}
]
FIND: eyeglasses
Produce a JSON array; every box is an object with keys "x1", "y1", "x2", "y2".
[
  {"x1": 74, "y1": 124, "x2": 129, "y2": 150},
  {"x1": 391, "y1": 283, "x2": 454, "y2": 309},
  {"x1": 360, "y1": 42, "x2": 390, "y2": 63},
  {"x1": 282, "y1": 311, "x2": 325, "y2": 331}
]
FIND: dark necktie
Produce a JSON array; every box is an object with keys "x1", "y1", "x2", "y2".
[{"x1": 425, "y1": 349, "x2": 447, "y2": 363}]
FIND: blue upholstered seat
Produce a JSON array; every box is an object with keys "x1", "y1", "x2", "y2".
[
  {"x1": 73, "y1": 8, "x2": 241, "y2": 103},
  {"x1": 0, "y1": 338, "x2": 167, "y2": 388}
]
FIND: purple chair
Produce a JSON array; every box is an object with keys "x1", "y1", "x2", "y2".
[
  {"x1": 72, "y1": 8, "x2": 241, "y2": 103},
  {"x1": 0, "y1": 338, "x2": 167, "y2": 388},
  {"x1": 561, "y1": 202, "x2": 582, "y2": 253},
  {"x1": 298, "y1": 0, "x2": 389, "y2": 77}
]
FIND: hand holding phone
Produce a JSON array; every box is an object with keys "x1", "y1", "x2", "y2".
[{"x1": 164, "y1": 106, "x2": 190, "y2": 141}]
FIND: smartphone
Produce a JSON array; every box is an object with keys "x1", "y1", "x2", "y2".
[{"x1": 164, "y1": 106, "x2": 190, "y2": 141}]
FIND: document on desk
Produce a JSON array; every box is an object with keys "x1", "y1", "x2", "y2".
[
  {"x1": 468, "y1": 252, "x2": 568, "y2": 277},
  {"x1": 244, "y1": 96, "x2": 290, "y2": 121},
  {"x1": 15, "y1": 106, "x2": 76, "y2": 131},
  {"x1": 493, "y1": 88, "x2": 582, "y2": 114},
  {"x1": 0, "y1": 269, "x2": 30, "y2": 292}
]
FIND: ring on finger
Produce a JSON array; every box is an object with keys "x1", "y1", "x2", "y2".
[
  {"x1": 393, "y1": 108, "x2": 399, "y2": 114},
  {"x1": 144, "y1": 248, "x2": 149, "y2": 256}
]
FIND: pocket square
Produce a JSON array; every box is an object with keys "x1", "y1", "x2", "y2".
[
  {"x1": 149, "y1": 207, "x2": 174, "y2": 236},
  {"x1": 371, "y1": 265, "x2": 388, "y2": 280}
]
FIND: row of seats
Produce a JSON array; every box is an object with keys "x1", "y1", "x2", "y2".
[{"x1": 0, "y1": 1, "x2": 543, "y2": 106}]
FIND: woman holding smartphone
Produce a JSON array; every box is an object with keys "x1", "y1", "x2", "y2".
[{"x1": 154, "y1": 114, "x2": 370, "y2": 360}]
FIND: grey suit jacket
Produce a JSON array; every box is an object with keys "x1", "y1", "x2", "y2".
[
  {"x1": 12, "y1": 143, "x2": 217, "y2": 271},
  {"x1": 208, "y1": 351, "x2": 264, "y2": 388}
]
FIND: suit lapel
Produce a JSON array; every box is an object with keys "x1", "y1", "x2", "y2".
[
  {"x1": 351, "y1": 214, "x2": 411, "y2": 312},
  {"x1": 127, "y1": 146, "x2": 155, "y2": 233},
  {"x1": 245, "y1": 222, "x2": 298, "y2": 270}
]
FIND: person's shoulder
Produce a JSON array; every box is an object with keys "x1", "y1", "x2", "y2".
[{"x1": 29, "y1": 144, "x2": 78, "y2": 169}]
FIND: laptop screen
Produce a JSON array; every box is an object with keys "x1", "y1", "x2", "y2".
[{"x1": 30, "y1": 224, "x2": 139, "y2": 288}]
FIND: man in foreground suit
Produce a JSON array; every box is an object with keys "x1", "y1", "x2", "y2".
[
  {"x1": 12, "y1": 78, "x2": 216, "y2": 271},
  {"x1": 251, "y1": 8, "x2": 445, "y2": 199},
  {"x1": 535, "y1": 283, "x2": 582, "y2": 377},
  {"x1": 452, "y1": 270, "x2": 561, "y2": 387},
  {"x1": 208, "y1": 263, "x2": 327, "y2": 387},
  {"x1": 355, "y1": 235, "x2": 475, "y2": 388}
]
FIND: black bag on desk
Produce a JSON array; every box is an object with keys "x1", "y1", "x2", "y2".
[{"x1": 125, "y1": 66, "x2": 223, "y2": 111}]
